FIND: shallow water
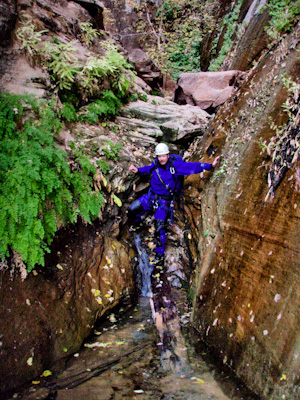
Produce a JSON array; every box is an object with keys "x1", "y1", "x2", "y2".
[
  {"x1": 11, "y1": 296, "x2": 259, "y2": 400},
  {"x1": 7, "y1": 231, "x2": 260, "y2": 400}
]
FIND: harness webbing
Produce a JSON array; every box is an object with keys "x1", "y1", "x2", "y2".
[
  {"x1": 150, "y1": 155, "x2": 185, "y2": 223},
  {"x1": 155, "y1": 166, "x2": 174, "y2": 195}
]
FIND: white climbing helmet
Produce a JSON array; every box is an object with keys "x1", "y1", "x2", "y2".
[{"x1": 155, "y1": 143, "x2": 169, "y2": 156}]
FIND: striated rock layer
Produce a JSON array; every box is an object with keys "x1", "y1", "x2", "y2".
[{"x1": 190, "y1": 23, "x2": 300, "y2": 400}]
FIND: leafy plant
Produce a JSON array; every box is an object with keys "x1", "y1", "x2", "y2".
[
  {"x1": 213, "y1": 160, "x2": 228, "y2": 180},
  {"x1": 44, "y1": 40, "x2": 80, "y2": 90},
  {"x1": 60, "y1": 102, "x2": 78, "y2": 122},
  {"x1": 102, "y1": 141, "x2": 122, "y2": 161},
  {"x1": 79, "y1": 22, "x2": 100, "y2": 47},
  {"x1": 79, "y1": 90, "x2": 122, "y2": 123},
  {"x1": 0, "y1": 92, "x2": 103, "y2": 271},
  {"x1": 111, "y1": 193, "x2": 122, "y2": 207},
  {"x1": 97, "y1": 159, "x2": 110, "y2": 174},
  {"x1": 209, "y1": 0, "x2": 242, "y2": 71},
  {"x1": 266, "y1": 0, "x2": 300, "y2": 40},
  {"x1": 135, "y1": 0, "x2": 218, "y2": 79},
  {"x1": 15, "y1": 17, "x2": 135, "y2": 105},
  {"x1": 15, "y1": 20, "x2": 48, "y2": 63},
  {"x1": 79, "y1": 41, "x2": 135, "y2": 99}
]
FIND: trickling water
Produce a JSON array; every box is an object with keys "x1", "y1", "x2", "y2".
[
  {"x1": 134, "y1": 232, "x2": 153, "y2": 297},
  {"x1": 7, "y1": 234, "x2": 260, "y2": 400}
]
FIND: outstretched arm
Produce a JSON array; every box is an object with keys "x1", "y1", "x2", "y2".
[
  {"x1": 129, "y1": 163, "x2": 155, "y2": 175},
  {"x1": 174, "y1": 156, "x2": 220, "y2": 175}
]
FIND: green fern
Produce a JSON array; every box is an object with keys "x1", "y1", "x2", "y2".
[
  {"x1": 79, "y1": 22, "x2": 100, "y2": 47},
  {"x1": 79, "y1": 41, "x2": 135, "y2": 98},
  {"x1": 16, "y1": 20, "x2": 48, "y2": 60},
  {"x1": 79, "y1": 90, "x2": 122, "y2": 123},
  {"x1": 0, "y1": 92, "x2": 103, "y2": 271},
  {"x1": 266, "y1": 0, "x2": 300, "y2": 40},
  {"x1": 102, "y1": 140, "x2": 122, "y2": 161},
  {"x1": 60, "y1": 103, "x2": 78, "y2": 122},
  {"x1": 96, "y1": 159, "x2": 110, "y2": 174},
  {"x1": 44, "y1": 41, "x2": 80, "y2": 90}
]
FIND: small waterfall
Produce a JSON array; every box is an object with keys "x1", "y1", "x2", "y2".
[{"x1": 133, "y1": 232, "x2": 153, "y2": 297}]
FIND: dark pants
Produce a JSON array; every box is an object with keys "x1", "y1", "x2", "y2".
[{"x1": 128, "y1": 193, "x2": 171, "y2": 256}]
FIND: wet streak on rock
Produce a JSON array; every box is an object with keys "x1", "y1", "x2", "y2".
[
  {"x1": 150, "y1": 258, "x2": 190, "y2": 376},
  {"x1": 151, "y1": 261, "x2": 177, "y2": 323}
]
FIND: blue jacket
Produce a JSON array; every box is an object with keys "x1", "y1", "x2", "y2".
[{"x1": 138, "y1": 158, "x2": 212, "y2": 197}]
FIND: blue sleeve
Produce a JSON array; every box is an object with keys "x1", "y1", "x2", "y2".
[
  {"x1": 173, "y1": 161, "x2": 212, "y2": 176},
  {"x1": 138, "y1": 161, "x2": 156, "y2": 175}
]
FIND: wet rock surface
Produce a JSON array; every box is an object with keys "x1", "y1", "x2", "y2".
[
  {"x1": 9, "y1": 299, "x2": 258, "y2": 400},
  {"x1": 189, "y1": 22, "x2": 300, "y2": 400},
  {"x1": 0, "y1": 222, "x2": 135, "y2": 394},
  {"x1": 0, "y1": 0, "x2": 17, "y2": 43}
]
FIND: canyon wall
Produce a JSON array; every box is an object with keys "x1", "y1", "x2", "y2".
[{"x1": 189, "y1": 21, "x2": 300, "y2": 400}]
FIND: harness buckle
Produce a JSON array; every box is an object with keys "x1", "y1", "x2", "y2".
[{"x1": 170, "y1": 167, "x2": 175, "y2": 175}]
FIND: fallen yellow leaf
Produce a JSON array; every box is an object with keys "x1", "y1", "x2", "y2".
[
  {"x1": 42, "y1": 370, "x2": 52, "y2": 377},
  {"x1": 191, "y1": 377, "x2": 204, "y2": 384},
  {"x1": 27, "y1": 357, "x2": 33, "y2": 366}
]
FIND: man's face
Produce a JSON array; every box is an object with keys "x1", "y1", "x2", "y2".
[{"x1": 157, "y1": 153, "x2": 169, "y2": 165}]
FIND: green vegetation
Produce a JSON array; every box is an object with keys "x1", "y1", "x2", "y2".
[
  {"x1": 16, "y1": 20, "x2": 135, "y2": 104},
  {"x1": 266, "y1": 0, "x2": 300, "y2": 40},
  {"x1": 44, "y1": 40, "x2": 80, "y2": 91},
  {"x1": 78, "y1": 22, "x2": 100, "y2": 48},
  {"x1": 102, "y1": 141, "x2": 123, "y2": 161},
  {"x1": 0, "y1": 92, "x2": 103, "y2": 271},
  {"x1": 60, "y1": 102, "x2": 78, "y2": 123},
  {"x1": 79, "y1": 91, "x2": 122, "y2": 124},
  {"x1": 135, "y1": 0, "x2": 218, "y2": 80},
  {"x1": 97, "y1": 159, "x2": 110, "y2": 174},
  {"x1": 79, "y1": 43, "x2": 134, "y2": 100},
  {"x1": 15, "y1": 19, "x2": 48, "y2": 63},
  {"x1": 209, "y1": 0, "x2": 242, "y2": 71},
  {"x1": 213, "y1": 160, "x2": 228, "y2": 180}
]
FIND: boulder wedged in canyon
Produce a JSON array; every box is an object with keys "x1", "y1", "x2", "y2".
[{"x1": 173, "y1": 70, "x2": 245, "y2": 111}]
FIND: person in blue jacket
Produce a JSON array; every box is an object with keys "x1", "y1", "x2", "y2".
[{"x1": 128, "y1": 143, "x2": 219, "y2": 264}]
